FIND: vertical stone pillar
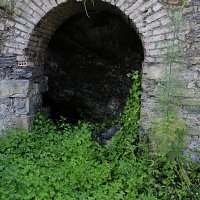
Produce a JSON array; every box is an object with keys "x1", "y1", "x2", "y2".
[{"x1": 0, "y1": 56, "x2": 48, "y2": 134}]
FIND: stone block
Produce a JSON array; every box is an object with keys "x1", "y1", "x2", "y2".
[
  {"x1": 143, "y1": 64, "x2": 167, "y2": 80},
  {"x1": 188, "y1": 57, "x2": 200, "y2": 65},
  {"x1": 16, "y1": 55, "x2": 29, "y2": 62},
  {"x1": 56, "y1": 0, "x2": 68, "y2": 4},
  {"x1": 43, "y1": 0, "x2": 54, "y2": 10},
  {"x1": 0, "y1": 80, "x2": 30, "y2": 98},
  {"x1": 30, "y1": 13, "x2": 41, "y2": 24},
  {"x1": 144, "y1": 42, "x2": 156, "y2": 50},
  {"x1": 33, "y1": 76, "x2": 49, "y2": 93},
  {"x1": 146, "y1": 10, "x2": 167, "y2": 24},
  {"x1": 14, "y1": 98, "x2": 30, "y2": 114},
  {"x1": 0, "y1": 56, "x2": 16, "y2": 68},
  {"x1": 21, "y1": 12, "x2": 33, "y2": 24},
  {"x1": 147, "y1": 48, "x2": 168, "y2": 56},
  {"x1": 153, "y1": 27, "x2": 172, "y2": 36},
  {"x1": 160, "y1": 18, "x2": 171, "y2": 26},
  {"x1": 10, "y1": 68, "x2": 33, "y2": 79},
  {"x1": 49, "y1": 0, "x2": 57, "y2": 7},
  {"x1": 152, "y1": 3, "x2": 162, "y2": 12},
  {"x1": 145, "y1": 57, "x2": 155, "y2": 63},
  {"x1": 119, "y1": 3, "x2": 129, "y2": 12},
  {"x1": 139, "y1": 0, "x2": 157, "y2": 12},
  {"x1": 0, "y1": 104, "x2": 8, "y2": 119},
  {"x1": 128, "y1": 0, "x2": 142, "y2": 12},
  {"x1": 165, "y1": 33, "x2": 174, "y2": 40},
  {"x1": 32, "y1": 0, "x2": 43, "y2": 7},
  {"x1": 15, "y1": 22, "x2": 30, "y2": 33},
  {"x1": 29, "y1": 2, "x2": 38, "y2": 12},
  {"x1": 156, "y1": 40, "x2": 173, "y2": 49},
  {"x1": 155, "y1": 57, "x2": 166, "y2": 63},
  {"x1": 140, "y1": 21, "x2": 160, "y2": 32},
  {"x1": 7, "y1": 115, "x2": 33, "y2": 129},
  {"x1": 0, "y1": 23, "x2": 5, "y2": 31},
  {"x1": 0, "y1": 69, "x2": 6, "y2": 80},
  {"x1": 189, "y1": 139, "x2": 200, "y2": 152},
  {"x1": 143, "y1": 30, "x2": 153, "y2": 37},
  {"x1": 133, "y1": 15, "x2": 144, "y2": 24},
  {"x1": 125, "y1": 1, "x2": 139, "y2": 15},
  {"x1": 144, "y1": 35, "x2": 165, "y2": 43},
  {"x1": 116, "y1": 0, "x2": 126, "y2": 8},
  {"x1": 28, "y1": 94, "x2": 42, "y2": 114},
  {"x1": 15, "y1": 17, "x2": 27, "y2": 25}
]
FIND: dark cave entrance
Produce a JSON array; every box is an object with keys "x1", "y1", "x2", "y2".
[{"x1": 43, "y1": 9, "x2": 144, "y2": 123}]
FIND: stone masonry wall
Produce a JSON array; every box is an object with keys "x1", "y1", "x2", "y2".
[
  {"x1": 180, "y1": 0, "x2": 200, "y2": 157},
  {"x1": 0, "y1": 56, "x2": 48, "y2": 132},
  {"x1": 0, "y1": 0, "x2": 199, "y2": 157}
]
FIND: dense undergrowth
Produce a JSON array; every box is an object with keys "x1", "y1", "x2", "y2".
[
  {"x1": 0, "y1": 0, "x2": 199, "y2": 199},
  {"x1": 0, "y1": 72, "x2": 199, "y2": 200}
]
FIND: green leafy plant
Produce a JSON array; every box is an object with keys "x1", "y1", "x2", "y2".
[
  {"x1": 151, "y1": 117, "x2": 187, "y2": 159},
  {"x1": 149, "y1": 0, "x2": 200, "y2": 195},
  {"x1": 150, "y1": 0, "x2": 190, "y2": 158},
  {"x1": 0, "y1": 71, "x2": 199, "y2": 199},
  {"x1": 151, "y1": 77, "x2": 187, "y2": 160}
]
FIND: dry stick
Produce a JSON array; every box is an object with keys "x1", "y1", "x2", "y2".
[
  {"x1": 84, "y1": 0, "x2": 95, "y2": 18},
  {"x1": 84, "y1": 0, "x2": 91, "y2": 18}
]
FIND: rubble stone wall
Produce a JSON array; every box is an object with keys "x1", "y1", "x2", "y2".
[{"x1": 0, "y1": 0, "x2": 199, "y2": 156}]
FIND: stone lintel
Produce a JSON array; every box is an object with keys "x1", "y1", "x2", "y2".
[{"x1": 0, "y1": 80, "x2": 30, "y2": 98}]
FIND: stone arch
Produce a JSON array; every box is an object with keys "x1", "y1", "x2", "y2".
[
  {"x1": 1, "y1": 0, "x2": 175, "y2": 127},
  {"x1": 23, "y1": 0, "x2": 172, "y2": 122},
  {"x1": 4, "y1": 0, "x2": 172, "y2": 64}
]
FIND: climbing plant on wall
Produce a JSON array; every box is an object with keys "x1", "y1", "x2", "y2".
[
  {"x1": 150, "y1": 0, "x2": 190, "y2": 159},
  {"x1": 150, "y1": 0, "x2": 197, "y2": 193}
]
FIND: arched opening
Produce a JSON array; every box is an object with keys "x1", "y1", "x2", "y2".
[{"x1": 40, "y1": 1, "x2": 144, "y2": 123}]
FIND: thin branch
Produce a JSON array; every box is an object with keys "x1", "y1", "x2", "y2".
[{"x1": 84, "y1": 0, "x2": 90, "y2": 18}]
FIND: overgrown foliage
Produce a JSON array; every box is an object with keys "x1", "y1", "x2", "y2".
[
  {"x1": 0, "y1": 72, "x2": 199, "y2": 199},
  {"x1": 150, "y1": 0, "x2": 190, "y2": 159},
  {"x1": 149, "y1": 1, "x2": 200, "y2": 196},
  {"x1": 150, "y1": 76, "x2": 188, "y2": 160},
  {"x1": 0, "y1": 0, "x2": 199, "y2": 199}
]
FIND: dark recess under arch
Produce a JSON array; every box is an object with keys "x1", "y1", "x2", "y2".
[{"x1": 42, "y1": 9, "x2": 144, "y2": 123}]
